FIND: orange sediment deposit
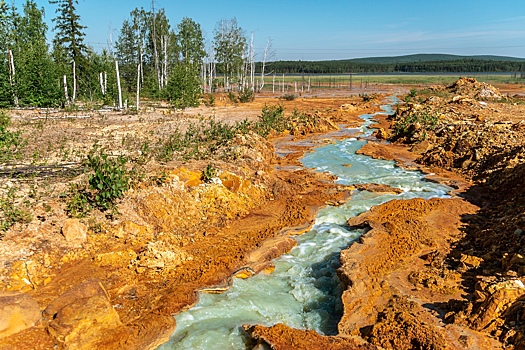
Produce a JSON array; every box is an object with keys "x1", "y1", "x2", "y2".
[{"x1": 0, "y1": 94, "x2": 379, "y2": 349}]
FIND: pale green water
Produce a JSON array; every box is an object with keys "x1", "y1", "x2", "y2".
[{"x1": 158, "y1": 99, "x2": 452, "y2": 350}]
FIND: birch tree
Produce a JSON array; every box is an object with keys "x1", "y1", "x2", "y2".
[
  {"x1": 115, "y1": 8, "x2": 148, "y2": 94},
  {"x1": 259, "y1": 37, "x2": 274, "y2": 92},
  {"x1": 150, "y1": 9, "x2": 175, "y2": 90},
  {"x1": 213, "y1": 18, "x2": 246, "y2": 91}
]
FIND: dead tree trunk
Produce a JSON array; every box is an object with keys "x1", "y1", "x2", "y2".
[
  {"x1": 72, "y1": 61, "x2": 77, "y2": 103},
  {"x1": 136, "y1": 63, "x2": 141, "y2": 110},
  {"x1": 152, "y1": 0, "x2": 161, "y2": 89},
  {"x1": 7, "y1": 49, "x2": 18, "y2": 107},
  {"x1": 115, "y1": 60, "x2": 123, "y2": 109},
  {"x1": 99, "y1": 72, "x2": 105, "y2": 96},
  {"x1": 63, "y1": 75, "x2": 69, "y2": 105}
]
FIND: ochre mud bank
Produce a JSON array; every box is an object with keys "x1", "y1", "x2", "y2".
[
  {"x1": 245, "y1": 80, "x2": 525, "y2": 349},
  {"x1": 0, "y1": 95, "x2": 380, "y2": 349}
]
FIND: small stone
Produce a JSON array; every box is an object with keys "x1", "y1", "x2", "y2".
[
  {"x1": 62, "y1": 218, "x2": 87, "y2": 246},
  {"x1": 458, "y1": 334, "x2": 473, "y2": 347},
  {"x1": 0, "y1": 291, "x2": 42, "y2": 339}
]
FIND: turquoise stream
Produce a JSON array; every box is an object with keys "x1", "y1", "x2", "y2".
[{"x1": 158, "y1": 99, "x2": 452, "y2": 350}]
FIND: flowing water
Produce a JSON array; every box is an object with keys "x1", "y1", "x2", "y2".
[{"x1": 158, "y1": 99, "x2": 452, "y2": 350}]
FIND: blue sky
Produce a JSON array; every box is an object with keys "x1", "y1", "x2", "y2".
[{"x1": 13, "y1": 0, "x2": 525, "y2": 61}]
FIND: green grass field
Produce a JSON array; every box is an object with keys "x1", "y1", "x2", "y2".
[{"x1": 258, "y1": 73, "x2": 524, "y2": 92}]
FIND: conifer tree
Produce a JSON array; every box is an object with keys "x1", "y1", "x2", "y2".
[{"x1": 49, "y1": 0, "x2": 87, "y2": 102}]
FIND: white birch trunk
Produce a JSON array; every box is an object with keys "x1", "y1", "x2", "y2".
[
  {"x1": 63, "y1": 75, "x2": 69, "y2": 105},
  {"x1": 104, "y1": 72, "x2": 107, "y2": 95},
  {"x1": 8, "y1": 49, "x2": 18, "y2": 107},
  {"x1": 162, "y1": 35, "x2": 169, "y2": 87},
  {"x1": 136, "y1": 63, "x2": 140, "y2": 110},
  {"x1": 152, "y1": 0, "x2": 161, "y2": 89},
  {"x1": 249, "y1": 33, "x2": 255, "y2": 92},
  {"x1": 99, "y1": 72, "x2": 105, "y2": 96},
  {"x1": 272, "y1": 74, "x2": 275, "y2": 94},
  {"x1": 115, "y1": 60, "x2": 123, "y2": 109},
  {"x1": 282, "y1": 74, "x2": 285, "y2": 93},
  {"x1": 72, "y1": 61, "x2": 76, "y2": 103}
]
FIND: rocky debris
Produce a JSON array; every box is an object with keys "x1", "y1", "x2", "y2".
[
  {"x1": 354, "y1": 183, "x2": 403, "y2": 194},
  {"x1": 43, "y1": 279, "x2": 126, "y2": 349},
  {"x1": 371, "y1": 127, "x2": 388, "y2": 140},
  {"x1": 447, "y1": 77, "x2": 502, "y2": 100},
  {"x1": 132, "y1": 241, "x2": 192, "y2": 273},
  {"x1": 61, "y1": 218, "x2": 87, "y2": 246},
  {"x1": 371, "y1": 79, "x2": 525, "y2": 348},
  {"x1": 244, "y1": 323, "x2": 377, "y2": 350},
  {"x1": 468, "y1": 277, "x2": 525, "y2": 331},
  {"x1": 364, "y1": 296, "x2": 447, "y2": 350},
  {"x1": 0, "y1": 292, "x2": 41, "y2": 339}
]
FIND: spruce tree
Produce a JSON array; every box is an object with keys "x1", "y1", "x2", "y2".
[{"x1": 49, "y1": 0, "x2": 87, "y2": 102}]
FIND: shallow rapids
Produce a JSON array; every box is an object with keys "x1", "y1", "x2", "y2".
[{"x1": 158, "y1": 99, "x2": 452, "y2": 350}]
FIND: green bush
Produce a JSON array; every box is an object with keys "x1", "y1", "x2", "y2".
[
  {"x1": 228, "y1": 91, "x2": 238, "y2": 104},
  {"x1": 279, "y1": 94, "x2": 296, "y2": 101},
  {"x1": 392, "y1": 109, "x2": 439, "y2": 142},
  {"x1": 201, "y1": 164, "x2": 217, "y2": 183},
  {"x1": 86, "y1": 152, "x2": 130, "y2": 211},
  {"x1": 66, "y1": 184, "x2": 91, "y2": 218},
  {"x1": 203, "y1": 93, "x2": 215, "y2": 107},
  {"x1": 238, "y1": 89, "x2": 255, "y2": 103},
  {"x1": 254, "y1": 105, "x2": 288, "y2": 137},
  {"x1": 156, "y1": 118, "x2": 238, "y2": 162}
]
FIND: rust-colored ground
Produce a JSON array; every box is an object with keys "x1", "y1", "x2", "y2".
[
  {"x1": 0, "y1": 93, "x2": 381, "y2": 349},
  {"x1": 2, "y1": 79, "x2": 525, "y2": 350}
]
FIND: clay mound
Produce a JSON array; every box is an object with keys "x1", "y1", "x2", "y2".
[{"x1": 447, "y1": 77, "x2": 501, "y2": 99}]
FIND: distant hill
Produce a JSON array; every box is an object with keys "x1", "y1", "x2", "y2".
[
  {"x1": 264, "y1": 54, "x2": 525, "y2": 74},
  {"x1": 347, "y1": 54, "x2": 525, "y2": 64}
]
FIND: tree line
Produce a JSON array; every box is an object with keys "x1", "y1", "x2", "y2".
[
  {"x1": 1, "y1": 0, "x2": 271, "y2": 109},
  {"x1": 264, "y1": 59, "x2": 525, "y2": 75}
]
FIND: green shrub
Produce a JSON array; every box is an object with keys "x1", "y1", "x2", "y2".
[
  {"x1": 86, "y1": 152, "x2": 130, "y2": 211},
  {"x1": 201, "y1": 164, "x2": 217, "y2": 183},
  {"x1": 156, "y1": 118, "x2": 238, "y2": 162},
  {"x1": 392, "y1": 109, "x2": 439, "y2": 142},
  {"x1": 66, "y1": 184, "x2": 91, "y2": 218},
  {"x1": 238, "y1": 89, "x2": 255, "y2": 103},
  {"x1": 228, "y1": 91, "x2": 238, "y2": 104},
  {"x1": 254, "y1": 105, "x2": 287, "y2": 137},
  {"x1": 203, "y1": 93, "x2": 215, "y2": 107}
]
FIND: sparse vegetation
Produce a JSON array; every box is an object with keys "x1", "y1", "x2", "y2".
[
  {"x1": 0, "y1": 111, "x2": 26, "y2": 164},
  {"x1": 238, "y1": 89, "x2": 255, "y2": 103},
  {"x1": 0, "y1": 188, "x2": 32, "y2": 233},
  {"x1": 392, "y1": 108, "x2": 439, "y2": 143},
  {"x1": 201, "y1": 164, "x2": 217, "y2": 182},
  {"x1": 86, "y1": 151, "x2": 130, "y2": 211},
  {"x1": 279, "y1": 94, "x2": 296, "y2": 101}
]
